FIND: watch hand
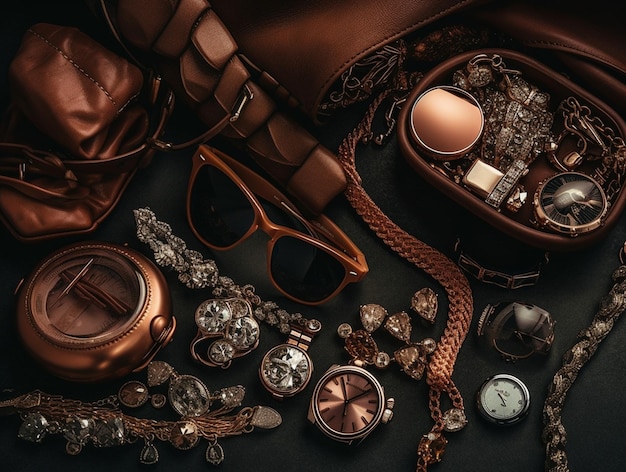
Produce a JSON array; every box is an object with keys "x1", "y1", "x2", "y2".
[
  {"x1": 50, "y1": 258, "x2": 94, "y2": 309},
  {"x1": 58, "y1": 270, "x2": 132, "y2": 315},
  {"x1": 346, "y1": 387, "x2": 373, "y2": 403},
  {"x1": 498, "y1": 392, "x2": 507, "y2": 407},
  {"x1": 340, "y1": 377, "x2": 349, "y2": 417}
]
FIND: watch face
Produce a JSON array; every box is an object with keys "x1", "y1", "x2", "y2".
[
  {"x1": 310, "y1": 365, "x2": 386, "y2": 443},
  {"x1": 16, "y1": 242, "x2": 175, "y2": 381},
  {"x1": 533, "y1": 172, "x2": 607, "y2": 235},
  {"x1": 260, "y1": 344, "x2": 312, "y2": 398},
  {"x1": 477, "y1": 373, "x2": 530, "y2": 425}
]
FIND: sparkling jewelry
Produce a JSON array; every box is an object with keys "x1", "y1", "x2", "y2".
[
  {"x1": 337, "y1": 57, "x2": 473, "y2": 469},
  {"x1": 259, "y1": 318, "x2": 321, "y2": 399},
  {"x1": 118, "y1": 380, "x2": 167, "y2": 409},
  {"x1": 411, "y1": 287, "x2": 439, "y2": 324},
  {"x1": 549, "y1": 96, "x2": 626, "y2": 205},
  {"x1": 133, "y1": 208, "x2": 321, "y2": 396},
  {"x1": 191, "y1": 297, "x2": 260, "y2": 368},
  {"x1": 0, "y1": 362, "x2": 281, "y2": 466},
  {"x1": 340, "y1": 301, "x2": 438, "y2": 381},
  {"x1": 453, "y1": 53, "x2": 554, "y2": 172},
  {"x1": 542, "y1": 244, "x2": 626, "y2": 471}
]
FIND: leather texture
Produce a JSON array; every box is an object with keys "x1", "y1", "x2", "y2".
[
  {"x1": 468, "y1": 0, "x2": 626, "y2": 116},
  {"x1": 113, "y1": 0, "x2": 348, "y2": 215},
  {"x1": 0, "y1": 23, "x2": 171, "y2": 242},
  {"x1": 210, "y1": 0, "x2": 485, "y2": 124}
]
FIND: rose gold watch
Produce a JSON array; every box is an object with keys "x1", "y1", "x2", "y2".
[
  {"x1": 307, "y1": 364, "x2": 394, "y2": 445},
  {"x1": 15, "y1": 241, "x2": 176, "y2": 382}
]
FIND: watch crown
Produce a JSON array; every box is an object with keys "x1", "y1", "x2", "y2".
[
  {"x1": 382, "y1": 408, "x2": 394, "y2": 424},
  {"x1": 382, "y1": 397, "x2": 395, "y2": 423}
]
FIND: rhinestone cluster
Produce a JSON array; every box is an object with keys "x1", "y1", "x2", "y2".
[{"x1": 193, "y1": 298, "x2": 260, "y2": 368}]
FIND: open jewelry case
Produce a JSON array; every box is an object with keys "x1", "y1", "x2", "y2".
[{"x1": 398, "y1": 48, "x2": 626, "y2": 252}]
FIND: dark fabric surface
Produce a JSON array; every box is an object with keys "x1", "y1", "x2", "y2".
[{"x1": 1, "y1": 3, "x2": 625, "y2": 472}]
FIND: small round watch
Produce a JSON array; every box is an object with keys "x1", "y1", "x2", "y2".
[
  {"x1": 476, "y1": 373, "x2": 530, "y2": 425},
  {"x1": 533, "y1": 171, "x2": 607, "y2": 236},
  {"x1": 15, "y1": 241, "x2": 176, "y2": 382},
  {"x1": 307, "y1": 363, "x2": 394, "y2": 444},
  {"x1": 260, "y1": 319, "x2": 321, "y2": 399}
]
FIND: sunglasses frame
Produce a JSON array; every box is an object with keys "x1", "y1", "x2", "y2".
[{"x1": 186, "y1": 145, "x2": 369, "y2": 305}]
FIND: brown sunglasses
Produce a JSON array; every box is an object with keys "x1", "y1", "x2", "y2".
[{"x1": 186, "y1": 145, "x2": 368, "y2": 305}]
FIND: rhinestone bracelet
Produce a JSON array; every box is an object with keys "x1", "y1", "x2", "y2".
[
  {"x1": 0, "y1": 360, "x2": 281, "y2": 466},
  {"x1": 542, "y1": 245, "x2": 626, "y2": 471},
  {"x1": 134, "y1": 207, "x2": 309, "y2": 335},
  {"x1": 133, "y1": 208, "x2": 321, "y2": 398}
]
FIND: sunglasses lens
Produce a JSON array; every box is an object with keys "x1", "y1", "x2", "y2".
[
  {"x1": 271, "y1": 235, "x2": 346, "y2": 303},
  {"x1": 189, "y1": 164, "x2": 255, "y2": 247},
  {"x1": 190, "y1": 157, "x2": 350, "y2": 304}
]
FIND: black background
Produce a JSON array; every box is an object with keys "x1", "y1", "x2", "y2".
[{"x1": 1, "y1": 2, "x2": 625, "y2": 471}]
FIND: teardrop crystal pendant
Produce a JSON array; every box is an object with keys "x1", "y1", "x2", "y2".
[
  {"x1": 394, "y1": 343, "x2": 430, "y2": 380},
  {"x1": 359, "y1": 304, "x2": 388, "y2": 333},
  {"x1": 384, "y1": 311, "x2": 412, "y2": 342},
  {"x1": 250, "y1": 406, "x2": 282, "y2": 429},
  {"x1": 411, "y1": 288, "x2": 438, "y2": 324},
  {"x1": 206, "y1": 440, "x2": 225, "y2": 465},
  {"x1": 139, "y1": 441, "x2": 160, "y2": 465},
  {"x1": 345, "y1": 329, "x2": 379, "y2": 364}
]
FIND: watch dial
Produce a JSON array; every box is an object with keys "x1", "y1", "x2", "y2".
[
  {"x1": 28, "y1": 245, "x2": 146, "y2": 345},
  {"x1": 535, "y1": 172, "x2": 607, "y2": 234},
  {"x1": 316, "y1": 368, "x2": 381, "y2": 437},
  {"x1": 260, "y1": 344, "x2": 312, "y2": 396},
  {"x1": 478, "y1": 374, "x2": 530, "y2": 424}
]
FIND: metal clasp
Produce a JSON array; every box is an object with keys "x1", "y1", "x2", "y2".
[{"x1": 230, "y1": 84, "x2": 254, "y2": 123}]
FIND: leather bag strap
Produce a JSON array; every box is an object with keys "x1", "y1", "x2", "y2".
[{"x1": 105, "y1": 0, "x2": 347, "y2": 214}]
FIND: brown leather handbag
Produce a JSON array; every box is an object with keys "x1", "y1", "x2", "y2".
[{"x1": 0, "y1": 22, "x2": 172, "y2": 242}]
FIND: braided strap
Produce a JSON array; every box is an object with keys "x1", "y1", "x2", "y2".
[
  {"x1": 542, "y1": 262, "x2": 626, "y2": 472},
  {"x1": 337, "y1": 84, "x2": 473, "y2": 470}
]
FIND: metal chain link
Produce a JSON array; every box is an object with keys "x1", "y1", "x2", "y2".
[
  {"x1": 542, "y1": 258, "x2": 626, "y2": 471},
  {"x1": 337, "y1": 66, "x2": 473, "y2": 471}
]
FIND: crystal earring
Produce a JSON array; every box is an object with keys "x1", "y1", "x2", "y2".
[{"x1": 338, "y1": 292, "x2": 438, "y2": 381}]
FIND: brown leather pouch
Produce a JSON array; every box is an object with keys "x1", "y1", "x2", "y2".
[
  {"x1": 0, "y1": 23, "x2": 172, "y2": 242},
  {"x1": 397, "y1": 48, "x2": 626, "y2": 252}
]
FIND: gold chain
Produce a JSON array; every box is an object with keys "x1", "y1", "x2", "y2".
[{"x1": 337, "y1": 68, "x2": 474, "y2": 470}]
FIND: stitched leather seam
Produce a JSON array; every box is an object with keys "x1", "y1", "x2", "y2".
[{"x1": 27, "y1": 27, "x2": 130, "y2": 112}]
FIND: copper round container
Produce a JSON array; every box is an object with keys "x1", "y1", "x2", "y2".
[{"x1": 15, "y1": 241, "x2": 176, "y2": 382}]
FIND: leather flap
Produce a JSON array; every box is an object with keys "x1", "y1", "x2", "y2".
[
  {"x1": 191, "y1": 9, "x2": 237, "y2": 71},
  {"x1": 153, "y1": 0, "x2": 209, "y2": 58},
  {"x1": 211, "y1": 0, "x2": 483, "y2": 122},
  {"x1": 179, "y1": 47, "x2": 220, "y2": 102}
]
